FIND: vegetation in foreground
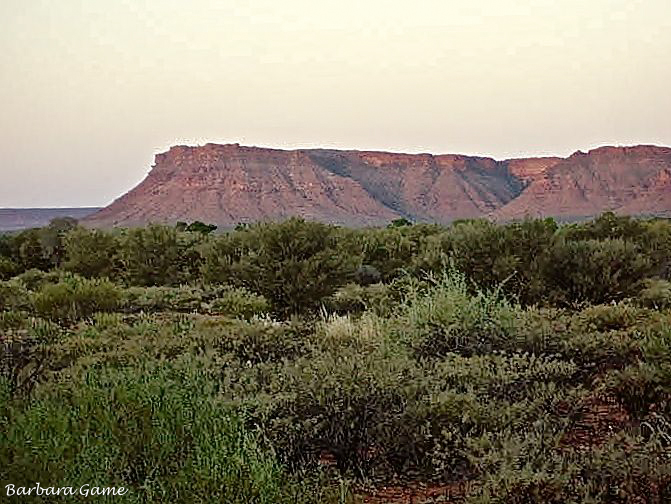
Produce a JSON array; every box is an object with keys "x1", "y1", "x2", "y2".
[{"x1": 1, "y1": 213, "x2": 671, "y2": 502}]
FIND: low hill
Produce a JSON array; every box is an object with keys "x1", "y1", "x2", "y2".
[{"x1": 0, "y1": 208, "x2": 101, "y2": 232}]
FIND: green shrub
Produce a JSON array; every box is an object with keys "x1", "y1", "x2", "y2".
[
  {"x1": 604, "y1": 363, "x2": 667, "y2": 419},
  {"x1": 0, "y1": 337, "x2": 47, "y2": 399},
  {"x1": 464, "y1": 425, "x2": 572, "y2": 504},
  {"x1": 121, "y1": 285, "x2": 268, "y2": 318},
  {"x1": 638, "y1": 278, "x2": 671, "y2": 309},
  {"x1": 232, "y1": 347, "x2": 420, "y2": 476},
  {"x1": 209, "y1": 318, "x2": 310, "y2": 365},
  {"x1": 325, "y1": 282, "x2": 398, "y2": 316},
  {"x1": 119, "y1": 225, "x2": 182, "y2": 286},
  {"x1": 14, "y1": 268, "x2": 62, "y2": 291},
  {"x1": 202, "y1": 218, "x2": 357, "y2": 315},
  {"x1": 45, "y1": 316, "x2": 176, "y2": 373},
  {"x1": 397, "y1": 270, "x2": 519, "y2": 358},
  {"x1": 210, "y1": 287, "x2": 270, "y2": 319},
  {"x1": 0, "y1": 257, "x2": 18, "y2": 280},
  {"x1": 180, "y1": 220, "x2": 218, "y2": 234},
  {"x1": 199, "y1": 230, "x2": 250, "y2": 284},
  {"x1": 32, "y1": 275, "x2": 121, "y2": 323},
  {"x1": 562, "y1": 212, "x2": 650, "y2": 242},
  {"x1": 0, "y1": 363, "x2": 318, "y2": 503},
  {"x1": 310, "y1": 312, "x2": 390, "y2": 356},
  {"x1": 230, "y1": 343, "x2": 578, "y2": 482},
  {"x1": 0, "y1": 279, "x2": 31, "y2": 311},
  {"x1": 348, "y1": 224, "x2": 440, "y2": 282},
  {"x1": 122, "y1": 285, "x2": 211, "y2": 313},
  {"x1": 411, "y1": 219, "x2": 557, "y2": 305},
  {"x1": 0, "y1": 310, "x2": 25, "y2": 331},
  {"x1": 573, "y1": 303, "x2": 648, "y2": 332},
  {"x1": 62, "y1": 227, "x2": 119, "y2": 278},
  {"x1": 466, "y1": 430, "x2": 671, "y2": 504},
  {"x1": 513, "y1": 304, "x2": 655, "y2": 377},
  {"x1": 0, "y1": 316, "x2": 60, "y2": 399},
  {"x1": 542, "y1": 238, "x2": 652, "y2": 305},
  {"x1": 601, "y1": 324, "x2": 671, "y2": 418},
  {"x1": 8, "y1": 220, "x2": 78, "y2": 272},
  {"x1": 13, "y1": 229, "x2": 52, "y2": 271}
]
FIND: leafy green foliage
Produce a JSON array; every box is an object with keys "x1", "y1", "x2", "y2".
[
  {"x1": 183, "y1": 220, "x2": 218, "y2": 234},
  {"x1": 397, "y1": 270, "x2": 519, "y2": 358},
  {"x1": 0, "y1": 363, "x2": 322, "y2": 503},
  {"x1": 0, "y1": 257, "x2": 18, "y2": 281},
  {"x1": 122, "y1": 285, "x2": 217, "y2": 313},
  {"x1": 412, "y1": 218, "x2": 557, "y2": 304},
  {"x1": 346, "y1": 224, "x2": 441, "y2": 282},
  {"x1": 638, "y1": 278, "x2": 671, "y2": 309},
  {"x1": 62, "y1": 227, "x2": 119, "y2": 278},
  {"x1": 387, "y1": 217, "x2": 412, "y2": 228},
  {"x1": 202, "y1": 218, "x2": 356, "y2": 314},
  {"x1": 209, "y1": 287, "x2": 270, "y2": 319},
  {"x1": 0, "y1": 279, "x2": 31, "y2": 312},
  {"x1": 31, "y1": 275, "x2": 122, "y2": 323},
  {"x1": 541, "y1": 238, "x2": 652, "y2": 305},
  {"x1": 2, "y1": 214, "x2": 671, "y2": 502},
  {"x1": 118, "y1": 225, "x2": 182, "y2": 286},
  {"x1": 325, "y1": 282, "x2": 398, "y2": 316},
  {"x1": 120, "y1": 284, "x2": 269, "y2": 319},
  {"x1": 13, "y1": 268, "x2": 63, "y2": 291}
]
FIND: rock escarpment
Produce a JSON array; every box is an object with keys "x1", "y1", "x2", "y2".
[{"x1": 84, "y1": 143, "x2": 671, "y2": 228}]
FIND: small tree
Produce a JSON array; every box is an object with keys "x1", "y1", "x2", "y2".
[
  {"x1": 119, "y1": 225, "x2": 181, "y2": 286},
  {"x1": 63, "y1": 228, "x2": 118, "y2": 278},
  {"x1": 16, "y1": 230, "x2": 50, "y2": 271},
  {"x1": 542, "y1": 238, "x2": 652, "y2": 305},
  {"x1": 185, "y1": 221, "x2": 218, "y2": 235},
  {"x1": 204, "y1": 218, "x2": 357, "y2": 314},
  {"x1": 0, "y1": 257, "x2": 18, "y2": 280}
]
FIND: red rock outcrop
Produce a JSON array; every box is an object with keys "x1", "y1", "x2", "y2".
[
  {"x1": 84, "y1": 143, "x2": 671, "y2": 228},
  {"x1": 492, "y1": 145, "x2": 671, "y2": 220},
  {"x1": 505, "y1": 157, "x2": 562, "y2": 184}
]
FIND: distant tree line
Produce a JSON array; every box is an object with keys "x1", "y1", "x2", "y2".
[{"x1": 1, "y1": 213, "x2": 670, "y2": 314}]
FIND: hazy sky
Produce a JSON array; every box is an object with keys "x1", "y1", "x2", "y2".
[{"x1": 2, "y1": 0, "x2": 670, "y2": 207}]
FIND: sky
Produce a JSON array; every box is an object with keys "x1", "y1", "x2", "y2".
[{"x1": 1, "y1": 0, "x2": 670, "y2": 207}]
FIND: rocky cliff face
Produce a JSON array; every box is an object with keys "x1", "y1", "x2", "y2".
[
  {"x1": 84, "y1": 143, "x2": 671, "y2": 228},
  {"x1": 492, "y1": 145, "x2": 671, "y2": 220}
]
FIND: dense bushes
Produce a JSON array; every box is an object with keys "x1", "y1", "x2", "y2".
[
  {"x1": 397, "y1": 271, "x2": 519, "y2": 358},
  {"x1": 0, "y1": 257, "x2": 18, "y2": 280},
  {"x1": 343, "y1": 223, "x2": 442, "y2": 282},
  {"x1": 121, "y1": 284, "x2": 269, "y2": 319},
  {"x1": 31, "y1": 275, "x2": 121, "y2": 323},
  {"x1": 2, "y1": 214, "x2": 671, "y2": 502},
  {"x1": 541, "y1": 237, "x2": 652, "y2": 305},
  {"x1": 62, "y1": 227, "x2": 118, "y2": 278},
  {"x1": 0, "y1": 280, "x2": 31, "y2": 312},
  {"x1": 209, "y1": 287, "x2": 270, "y2": 319},
  {"x1": 118, "y1": 225, "x2": 183, "y2": 286},
  {"x1": 202, "y1": 218, "x2": 357, "y2": 314},
  {"x1": 410, "y1": 218, "x2": 557, "y2": 304},
  {"x1": 0, "y1": 363, "x2": 321, "y2": 503},
  {"x1": 325, "y1": 282, "x2": 398, "y2": 316},
  {"x1": 2, "y1": 213, "x2": 670, "y2": 310},
  {"x1": 639, "y1": 279, "x2": 671, "y2": 309}
]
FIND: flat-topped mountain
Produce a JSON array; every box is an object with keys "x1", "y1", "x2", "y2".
[{"x1": 83, "y1": 143, "x2": 671, "y2": 228}]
